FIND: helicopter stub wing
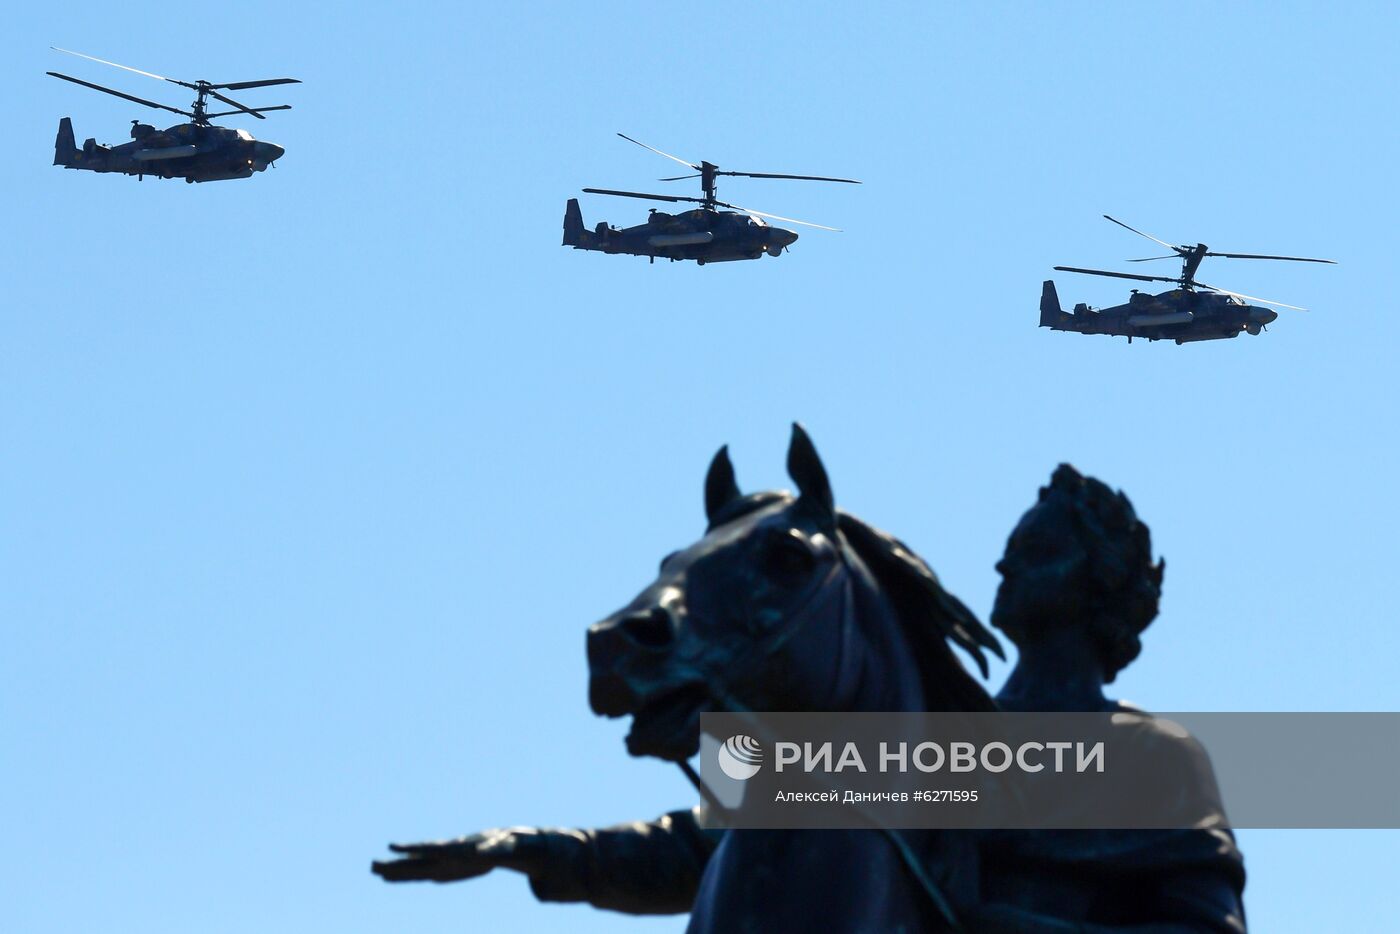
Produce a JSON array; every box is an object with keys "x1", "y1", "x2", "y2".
[
  {"x1": 131, "y1": 144, "x2": 200, "y2": 162},
  {"x1": 648, "y1": 231, "x2": 716, "y2": 247}
]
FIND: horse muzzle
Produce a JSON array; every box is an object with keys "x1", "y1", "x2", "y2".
[
  {"x1": 587, "y1": 608, "x2": 708, "y2": 759},
  {"x1": 587, "y1": 607, "x2": 678, "y2": 716}
]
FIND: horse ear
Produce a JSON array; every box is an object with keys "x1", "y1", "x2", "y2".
[
  {"x1": 704, "y1": 445, "x2": 741, "y2": 525},
  {"x1": 787, "y1": 423, "x2": 835, "y2": 524}
]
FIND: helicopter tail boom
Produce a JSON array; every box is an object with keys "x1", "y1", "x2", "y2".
[{"x1": 53, "y1": 117, "x2": 79, "y2": 166}]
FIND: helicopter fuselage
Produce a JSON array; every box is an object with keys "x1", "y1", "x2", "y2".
[
  {"x1": 1044, "y1": 216, "x2": 1332, "y2": 344},
  {"x1": 1040, "y1": 281, "x2": 1278, "y2": 344},
  {"x1": 53, "y1": 117, "x2": 285, "y2": 183},
  {"x1": 562, "y1": 200, "x2": 798, "y2": 264}
]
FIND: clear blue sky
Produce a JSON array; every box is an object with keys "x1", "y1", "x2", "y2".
[{"x1": 4, "y1": 3, "x2": 1396, "y2": 931}]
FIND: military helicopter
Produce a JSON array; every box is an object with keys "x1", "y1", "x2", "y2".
[
  {"x1": 563, "y1": 134, "x2": 860, "y2": 265},
  {"x1": 1042, "y1": 216, "x2": 1334, "y2": 344},
  {"x1": 47, "y1": 48, "x2": 298, "y2": 184}
]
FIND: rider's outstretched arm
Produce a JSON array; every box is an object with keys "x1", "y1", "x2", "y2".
[{"x1": 528, "y1": 806, "x2": 720, "y2": 915}]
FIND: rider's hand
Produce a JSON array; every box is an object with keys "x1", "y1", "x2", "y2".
[{"x1": 372, "y1": 827, "x2": 552, "y2": 883}]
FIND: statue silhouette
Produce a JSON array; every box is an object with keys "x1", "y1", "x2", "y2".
[{"x1": 374, "y1": 461, "x2": 1246, "y2": 932}]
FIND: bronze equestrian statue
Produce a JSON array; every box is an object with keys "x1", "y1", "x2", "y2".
[{"x1": 374, "y1": 435, "x2": 1245, "y2": 932}]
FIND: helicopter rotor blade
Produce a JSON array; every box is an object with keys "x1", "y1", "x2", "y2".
[
  {"x1": 213, "y1": 78, "x2": 301, "y2": 91},
  {"x1": 1204, "y1": 251, "x2": 1336, "y2": 264},
  {"x1": 1102, "y1": 215, "x2": 1181, "y2": 252},
  {"x1": 659, "y1": 173, "x2": 702, "y2": 182},
  {"x1": 616, "y1": 133, "x2": 700, "y2": 171},
  {"x1": 717, "y1": 171, "x2": 862, "y2": 185},
  {"x1": 51, "y1": 47, "x2": 195, "y2": 89},
  {"x1": 1053, "y1": 266, "x2": 1180, "y2": 285},
  {"x1": 205, "y1": 105, "x2": 292, "y2": 119},
  {"x1": 714, "y1": 200, "x2": 841, "y2": 231},
  {"x1": 1125, "y1": 255, "x2": 1181, "y2": 262},
  {"x1": 207, "y1": 89, "x2": 266, "y2": 119},
  {"x1": 46, "y1": 72, "x2": 193, "y2": 118},
  {"x1": 1195, "y1": 281, "x2": 1308, "y2": 312},
  {"x1": 582, "y1": 188, "x2": 705, "y2": 205}
]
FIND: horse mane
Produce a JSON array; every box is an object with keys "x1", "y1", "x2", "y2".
[{"x1": 836, "y1": 512, "x2": 1003, "y2": 713}]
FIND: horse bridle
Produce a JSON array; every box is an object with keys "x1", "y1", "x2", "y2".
[{"x1": 705, "y1": 542, "x2": 861, "y2": 712}]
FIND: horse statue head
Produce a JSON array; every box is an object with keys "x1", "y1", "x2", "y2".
[{"x1": 587, "y1": 424, "x2": 1003, "y2": 763}]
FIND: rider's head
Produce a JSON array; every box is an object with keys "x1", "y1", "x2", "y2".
[{"x1": 990, "y1": 465, "x2": 1164, "y2": 683}]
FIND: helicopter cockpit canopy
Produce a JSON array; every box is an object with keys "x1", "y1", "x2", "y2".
[{"x1": 235, "y1": 129, "x2": 254, "y2": 141}]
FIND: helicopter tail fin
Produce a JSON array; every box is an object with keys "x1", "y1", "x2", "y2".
[
  {"x1": 562, "y1": 198, "x2": 587, "y2": 247},
  {"x1": 1040, "y1": 280, "x2": 1070, "y2": 328},
  {"x1": 54, "y1": 117, "x2": 79, "y2": 166}
]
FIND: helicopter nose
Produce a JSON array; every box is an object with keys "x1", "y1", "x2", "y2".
[
  {"x1": 775, "y1": 228, "x2": 799, "y2": 246},
  {"x1": 1251, "y1": 307, "x2": 1278, "y2": 325},
  {"x1": 255, "y1": 141, "x2": 285, "y2": 162}
]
